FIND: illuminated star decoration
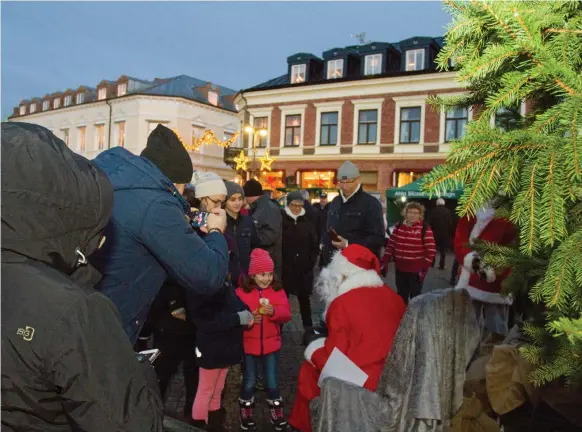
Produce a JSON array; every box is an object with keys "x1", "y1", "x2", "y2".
[
  {"x1": 233, "y1": 150, "x2": 249, "y2": 172},
  {"x1": 259, "y1": 149, "x2": 275, "y2": 172}
]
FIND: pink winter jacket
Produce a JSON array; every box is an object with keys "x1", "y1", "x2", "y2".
[{"x1": 235, "y1": 286, "x2": 291, "y2": 356}]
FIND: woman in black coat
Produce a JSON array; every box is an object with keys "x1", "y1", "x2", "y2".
[{"x1": 281, "y1": 191, "x2": 319, "y2": 331}]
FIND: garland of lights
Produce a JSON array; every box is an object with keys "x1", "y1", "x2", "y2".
[{"x1": 173, "y1": 128, "x2": 240, "y2": 153}]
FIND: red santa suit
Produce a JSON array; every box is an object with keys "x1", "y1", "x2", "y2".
[
  {"x1": 288, "y1": 244, "x2": 405, "y2": 432},
  {"x1": 454, "y1": 206, "x2": 517, "y2": 304}
]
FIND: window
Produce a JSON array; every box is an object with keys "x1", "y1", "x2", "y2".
[
  {"x1": 394, "y1": 171, "x2": 427, "y2": 188},
  {"x1": 53, "y1": 98, "x2": 60, "y2": 109},
  {"x1": 78, "y1": 126, "x2": 87, "y2": 152},
  {"x1": 406, "y1": 49, "x2": 425, "y2": 71},
  {"x1": 224, "y1": 131, "x2": 238, "y2": 148},
  {"x1": 399, "y1": 107, "x2": 421, "y2": 143},
  {"x1": 116, "y1": 122, "x2": 125, "y2": 147},
  {"x1": 64, "y1": 95, "x2": 72, "y2": 107},
  {"x1": 96, "y1": 124, "x2": 105, "y2": 150},
  {"x1": 208, "y1": 91, "x2": 218, "y2": 106},
  {"x1": 327, "y1": 59, "x2": 344, "y2": 79},
  {"x1": 19, "y1": 106, "x2": 26, "y2": 115},
  {"x1": 445, "y1": 108, "x2": 468, "y2": 142},
  {"x1": 43, "y1": 100, "x2": 49, "y2": 111},
  {"x1": 30, "y1": 104, "x2": 36, "y2": 114},
  {"x1": 320, "y1": 112, "x2": 338, "y2": 146},
  {"x1": 291, "y1": 64, "x2": 306, "y2": 84},
  {"x1": 360, "y1": 171, "x2": 379, "y2": 191},
  {"x1": 357, "y1": 110, "x2": 378, "y2": 145},
  {"x1": 76, "y1": 93, "x2": 84, "y2": 104},
  {"x1": 117, "y1": 83, "x2": 127, "y2": 96},
  {"x1": 301, "y1": 171, "x2": 336, "y2": 189},
  {"x1": 62, "y1": 128, "x2": 69, "y2": 146},
  {"x1": 98, "y1": 88, "x2": 107, "y2": 100},
  {"x1": 494, "y1": 106, "x2": 521, "y2": 132},
  {"x1": 365, "y1": 54, "x2": 382, "y2": 75},
  {"x1": 253, "y1": 117, "x2": 268, "y2": 147},
  {"x1": 284, "y1": 115, "x2": 301, "y2": 147}
]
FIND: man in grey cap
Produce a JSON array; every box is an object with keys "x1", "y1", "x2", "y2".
[{"x1": 320, "y1": 161, "x2": 385, "y2": 266}]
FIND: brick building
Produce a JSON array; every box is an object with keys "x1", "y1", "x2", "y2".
[{"x1": 235, "y1": 36, "x2": 469, "y2": 197}]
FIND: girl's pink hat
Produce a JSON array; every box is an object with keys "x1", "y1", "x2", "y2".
[{"x1": 248, "y1": 248, "x2": 274, "y2": 276}]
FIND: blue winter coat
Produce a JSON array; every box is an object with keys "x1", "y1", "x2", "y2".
[{"x1": 90, "y1": 148, "x2": 229, "y2": 343}]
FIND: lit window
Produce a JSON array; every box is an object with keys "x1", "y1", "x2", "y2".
[
  {"x1": 358, "y1": 110, "x2": 378, "y2": 145},
  {"x1": 76, "y1": 93, "x2": 85, "y2": 104},
  {"x1": 30, "y1": 104, "x2": 36, "y2": 114},
  {"x1": 327, "y1": 59, "x2": 344, "y2": 79},
  {"x1": 43, "y1": 100, "x2": 49, "y2": 111},
  {"x1": 291, "y1": 64, "x2": 306, "y2": 84},
  {"x1": 96, "y1": 124, "x2": 105, "y2": 150},
  {"x1": 19, "y1": 106, "x2": 26, "y2": 115},
  {"x1": 208, "y1": 91, "x2": 218, "y2": 106},
  {"x1": 284, "y1": 115, "x2": 301, "y2": 147},
  {"x1": 445, "y1": 108, "x2": 468, "y2": 142},
  {"x1": 116, "y1": 122, "x2": 126, "y2": 147},
  {"x1": 117, "y1": 83, "x2": 127, "y2": 97},
  {"x1": 253, "y1": 117, "x2": 268, "y2": 147},
  {"x1": 53, "y1": 98, "x2": 60, "y2": 109},
  {"x1": 365, "y1": 54, "x2": 382, "y2": 75},
  {"x1": 64, "y1": 95, "x2": 72, "y2": 107},
  {"x1": 98, "y1": 88, "x2": 107, "y2": 100},
  {"x1": 78, "y1": 126, "x2": 87, "y2": 152},
  {"x1": 320, "y1": 112, "x2": 338, "y2": 146},
  {"x1": 406, "y1": 49, "x2": 425, "y2": 71},
  {"x1": 399, "y1": 107, "x2": 421, "y2": 143},
  {"x1": 62, "y1": 129, "x2": 69, "y2": 146}
]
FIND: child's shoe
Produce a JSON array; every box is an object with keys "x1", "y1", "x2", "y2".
[
  {"x1": 239, "y1": 397, "x2": 257, "y2": 431},
  {"x1": 267, "y1": 397, "x2": 288, "y2": 431}
]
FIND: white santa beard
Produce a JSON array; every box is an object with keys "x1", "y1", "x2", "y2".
[{"x1": 315, "y1": 268, "x2": 344, "y2": 315}]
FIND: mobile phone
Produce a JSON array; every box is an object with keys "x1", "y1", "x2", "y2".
[
  {"x1": 191, "y1": 211, "x2": 210, "y2": 228},
  {"x1": 328, "y1": 227, "x2": 340, "y2": 242},
  {"x1": 136, "y1": 349, "x2": 161, "y2": 364}
]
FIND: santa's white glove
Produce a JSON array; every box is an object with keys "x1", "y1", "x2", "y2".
[{"x1": 480, "y1": 266, "x2": 497, "y2": 283}]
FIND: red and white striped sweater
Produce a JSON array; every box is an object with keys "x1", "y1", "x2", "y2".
[{"x1": 383, "y1": 221, "x2": 436, "y2": 273}]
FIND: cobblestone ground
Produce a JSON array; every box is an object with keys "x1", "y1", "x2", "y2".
[{"x1": 163, "y1": 253, "x2": 455, "y2": 431}]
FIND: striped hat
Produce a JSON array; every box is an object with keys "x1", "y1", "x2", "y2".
[{"x1": 248, "y1": 248, "x2": 274, "y2": 276}]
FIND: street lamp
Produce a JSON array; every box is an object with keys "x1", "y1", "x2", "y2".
[{"x1": 244, "y1": 125, "x2": 268, "y2": 178}]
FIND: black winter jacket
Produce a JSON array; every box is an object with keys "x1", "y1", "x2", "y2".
[
  {"x1": 427, "y1": 205, "x2": 453, "y2": 247},
  {"x1": 250, "y1": 195, "x2": 283, "y2": 278},
  {"x1": 321, "y1": 187, "x2": 385, "y2": 265},
  {"x1": 226, "y1": 213, "x2": 260, "y2": 284},
  {"x1": 146, "y1": 281, "x2": 196, "y2": 336},
  {"x1": 1, "y1": 123, "x2": 163, "y2": 431}
]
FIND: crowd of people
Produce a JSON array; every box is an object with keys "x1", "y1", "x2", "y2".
[{"x1": 2, "y1": 122, "x2": 516, "y2": 432}]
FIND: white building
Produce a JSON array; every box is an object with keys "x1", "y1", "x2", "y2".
[{"x1": 9, "y1": 75, "x2": 242, "y2": 179}]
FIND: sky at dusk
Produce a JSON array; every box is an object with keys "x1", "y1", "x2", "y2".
[{"x1": 1, "y1": 1, "x2": 451, "y2": 118}]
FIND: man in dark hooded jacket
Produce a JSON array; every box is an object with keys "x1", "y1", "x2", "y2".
[
  {"x1": 1, "y1": 122, "x2": 164, "y2": 431},
  {"x1": 90, "y1": 124, "x2": 229, "y2": 343}
]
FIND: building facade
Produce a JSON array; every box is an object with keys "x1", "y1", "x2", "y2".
[
  {"x1": 235, "y1": 36, "x2": 470, "y2": 196},
  {"x1": 9, "y1": 75, "x2": 242, "y2": 179}
]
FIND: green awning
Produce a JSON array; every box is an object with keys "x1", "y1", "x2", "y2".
[{"x1": 385, "y1": 178, "x2": 463, "y2": 200}]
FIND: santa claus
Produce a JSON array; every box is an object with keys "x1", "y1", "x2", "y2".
[
  {"x1": 454, "y1": 204, "x2": 517, "y2": 334},
  {"x1": 288, "y1": 244, "x2": 405, "y2": 432}
]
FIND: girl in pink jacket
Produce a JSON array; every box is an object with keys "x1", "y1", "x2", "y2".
[{"x1": 235, "y1": 248, "x2": 291, "y2": 431}]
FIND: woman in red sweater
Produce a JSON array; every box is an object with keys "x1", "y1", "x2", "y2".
[{"x1": 383, "y1": 202, "x2": 436, "y2": 304}]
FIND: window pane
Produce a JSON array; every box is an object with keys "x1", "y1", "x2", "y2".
[
  {"x1": 402, "y1": 107, "x2": 421, "y2": 121},
  {"x1": 416, "y1": 50, "x2": 424, "y2": 69},
  {"x1": 368, "y1": 124, "x2": 377, "y2": 143},
  {"x1": 286, "y1": 115, "x2": 300, "y2": 127},
  {"x1": 445, "y1": 119, "x2": 457, "y2": 142},
  {"x1": 400, "y1": 124, "x2": 410, "y2": 143},
  {"x1": 322, "y1": 112, "x2": 337, "y2": 125},
  {"x1": 458, "y1": 119, "x2": 467, "y2": 139},
  {"x1": 358, "y1": 124, "x2": 367, "y2": 144},
  {"x1": 293, "y1": 129, "x2": 301, "y2": 145},
  {"x1": 285, "y1": 128, "x2": 293, "y2": 146},
  {"x1": 410, "y1": 122, "x2": 420, "y2": 143},
  {"x1": 321, "y1": 127, "x2": 329, "y2": 145},
  {"x1": 329, "y1": 125, "x2": 337, "y2": 145},
  {"x1": 359, "y1": 110, "x2": 377, "y2": 122}
]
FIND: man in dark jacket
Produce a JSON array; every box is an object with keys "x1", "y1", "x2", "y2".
[
  {"x1": 313, "y1": 192, "x2": 329, "y2": 242},
  {"x1": 427, "y1": 198, "x2": 453, "y2": 270},
  {"x1": 243, "y1": 179, "x2": 283, "y2": 278},
  {"x1": 90, "y1": 125, "x2": 229, "y2": 344},
  {"x1": 1, "y1": 122, "x2": 164, "y2": 431},
  {"x1": 321, "y1": 161, "x2": 385, "y2": 266}
]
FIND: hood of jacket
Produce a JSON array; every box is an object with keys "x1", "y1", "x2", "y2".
[
  {"x1": 1, "y1": 122, "x2": 114, "y2": 275},
  {"x1": 92, "y1": 146, "x2": 190, "y2": 213}
]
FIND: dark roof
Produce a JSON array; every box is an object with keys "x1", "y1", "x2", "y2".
[{"x1": 249, "y1": 74, "x2": 290, "y2": 90}]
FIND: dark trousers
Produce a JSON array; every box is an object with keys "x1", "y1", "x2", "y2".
[
  {"x1": 450, "y1": 259, "x2": 460, "y2": 283},
  {"x1": 395, "y1": 270, "x2": 422, "y2": 305},
  {"x1": 153, "y1": 329, "x2": 199, "y2": 405},
  {"x1": 297, "y1": 292, "x2": 313, "y2": 328},
  {"x1": 241, "y1": 351, "x2": 281, "y2": 400},
  {"x1": 431, "y1": 242, "x2": 447, "y2": 269}
]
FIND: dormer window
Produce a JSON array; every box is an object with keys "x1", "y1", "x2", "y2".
[
  {"x1": 365, "y1": 54, "x2": 382, "y2": 75},
  {"x1": 30, "y1": 104, "x2": 36, "y2": 114},
  {"x1": 64, "y1": 95, "x2": 72, "y2": 107},
  {"x1": 53, "y1": 98, "x2": 60, "y2": 109},
  {"x1": 19, "y1": 106, "x2": 26, "y2": 115},
  {"x1": 327, "y1": 59, "x2": 344, "y2": 79},
  {"x1": 76, "y1": 93, "x2": 85, "y2": 104},
  {"x1": 405, "y1": 49, "x2": 425, "y2": 71},
  {"x1": 43, "y1": 100, "x2": 49, "y2": 111},
  {"x1": 291, "y1": 64, "x2": 306, "y2": 84},
  {"x1": 98, "y1": 88, "x2": 107, "y2": 100},
  {"x1": 118, "y1": 83, "x2": 127, "y2": 96},
  {"x1": 208, "y1": 91, "x2": 218, "y2": 106}
]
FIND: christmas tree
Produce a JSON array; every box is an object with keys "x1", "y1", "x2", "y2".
[{"x1": 423, "y1": 0, "x2": 582, "y2": 386}]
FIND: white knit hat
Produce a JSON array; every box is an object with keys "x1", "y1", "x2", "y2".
[{"x1": 191, "y1": 171, "x2": 227, "y2": 198}]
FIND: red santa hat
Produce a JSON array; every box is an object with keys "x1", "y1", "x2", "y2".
[{"x1": 330, "y1": 244, "x2": 381, "y2": 277}]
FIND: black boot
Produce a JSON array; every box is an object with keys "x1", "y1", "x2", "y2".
[
  {"x1": 239, "y1": 398, "x2": 257, "y2": 431},
  {"x1": 267, "y1": 397, "x2": 288, "y2": 431},
  {"x1": 183, "y1": 399, "x2": 194, "y2": 419},
  {"x1": 188, "y1": 419, "x2": 207, "y2": 429},
  {"x1": 207, "y1": 407, "x2": 226, "y2": 432}
]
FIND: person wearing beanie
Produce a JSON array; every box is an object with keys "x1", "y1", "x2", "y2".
[
  {"x1": 90, "y1": 124, "x2": 229, "y2": 344},
  {"x1": 236, "y1": 249, "x2": 292, "y2": 431},
  {"x1": 427, "y1": 197, "x2": 453, "y2": 270},
  {"x1": 242, "y1": 179, "x2": 283, "y2": 278},
  {"x1": 289, "y1": 244, "x2": 406, "y2": 432},
  {"x1": 190, "y1": 171, "x2": 227, "y2": 215},
  {"x1": 320, "y1": 160, "x2": 385, "y2": 267}
]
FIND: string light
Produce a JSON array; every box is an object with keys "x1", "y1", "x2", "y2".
[
  {"x1": 233, "y1": 150, "x2": 249, "y2": 171},
  {"x1": 173, "y1": 128, "x2": 240, "y2": 153}
]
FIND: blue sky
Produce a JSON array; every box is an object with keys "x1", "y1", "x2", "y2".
[{"x1": 1, "y1": 1, "x2": 451, "y2": 118}]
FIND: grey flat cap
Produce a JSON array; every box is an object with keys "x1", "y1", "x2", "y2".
[{"x1": 338, "y1": 161, "x2": 360, "y2": 181}]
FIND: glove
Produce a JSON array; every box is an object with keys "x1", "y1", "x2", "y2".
[{"x1": 238, "y1": 310, "x2": 254, "y2": 327}]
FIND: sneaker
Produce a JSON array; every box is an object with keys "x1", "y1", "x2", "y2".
[
  {"x1": 267, "y1": 398, "x2": 288, "y2": 431},
  {"x1": 239, "y1": 398, "x2": 257, "y2": 431}
]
